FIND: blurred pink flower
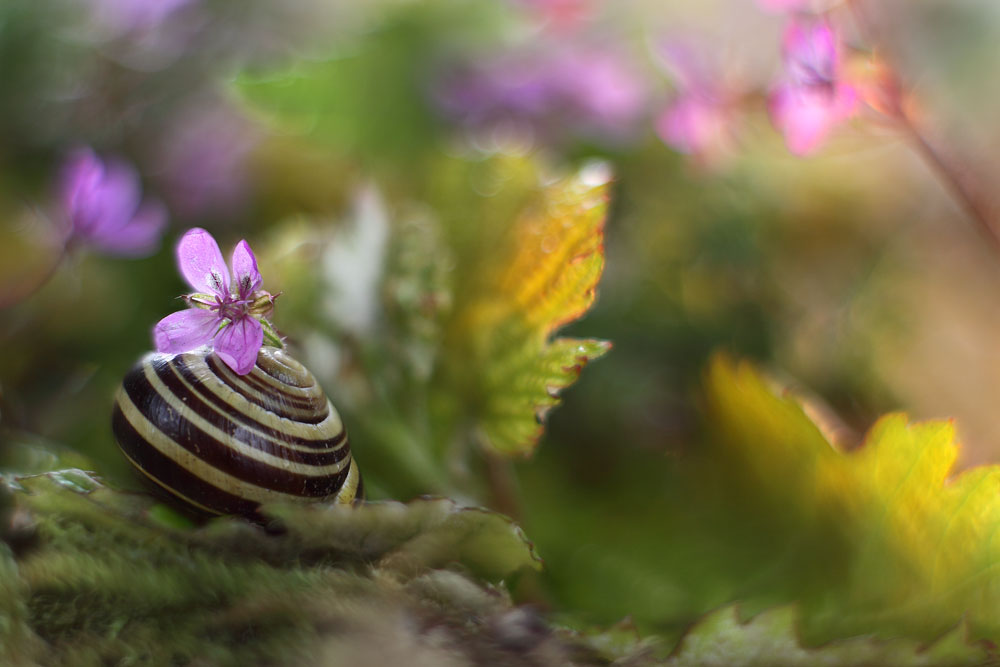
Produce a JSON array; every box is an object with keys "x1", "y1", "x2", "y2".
[
  {"x1": 509, "y1": 0, "x2": 595, "y2": 30},
  {"x1": 769, "y1": 18, "x2": 858, "y2": 155},
  {"x1": 550, "y1": 47, "x2": 648, "y2": 132},
  {"x1": 433, "y1": 42, "x2": 649, "y2": 146},
  {"x1": 755, "y1": 0, "x2": 812, "y2": 13},
  {"x1": 654, "y1": 41, "x2": 740, "y2": 164},
  {"x1": 87, "y1": 0, "x2": 198, "y2": 37},
  {"x1": 656, "y1": 98, "x2": 734, "y2": 158},
  {"x1": 60, "y1": 148, "x2": 167, "y2": 257},
  {"x1": 156, "y1": 102, "x2": 260, "y2": 220},
  {"x1": 153, "y1": 228, "x2": 274, "y2": 375}
]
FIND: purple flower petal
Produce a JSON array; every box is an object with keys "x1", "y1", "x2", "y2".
[
  {"x1": 770, "y1": 17, "x2": 857, "y2": 155},
  {"x1": 61, "y1": 150, "x2": 141, "y2": 237},
  {"x1": 88, "y1": 0, "x2": 197, "y2": 36},
  {"x1": 153, "y1": 308, "x2": 220, "y2": 354},
  {"x1": 656, "y1": 96, "x2": 731, "y2": 157},
  {"x1": 59, "y1": 149, "x2": 103, "y2": 233},
  {"x1": 214, "y1": 316, "x2": 264, "y2": 375},
  {"x1": 231, "y1": 239, "x2": 262, "y2": 299},
  {"x1": 770, "y1": 82, "x2": 857, "y2": 155},
  {"x1": 59, "y1": 148, "x2": 168, "y2": 258},
  {"x1": 782, "y1": 19, "x2": 840, "y2": 87},
  {"x1": 86, "y1": 158, "x2": 142, "y2": 235},
  {"x1": 87, "y1": 200, "x2": 168, "y2": 257},
  {"x1": 176, "y1": 227, "x2": 229, "y2": 296}
]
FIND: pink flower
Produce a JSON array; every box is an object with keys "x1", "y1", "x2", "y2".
[
  {"x1": 156, "y1": 101, "x2": 259, "y2": 220},
  {"x1": 86, "y1": 0, "x2": 198, "y2": 38},
  {"x1": 60, "y1": 148, "x2": 167, "y2": 257},
  {"x1": 654, "y1": 40, "x2": 739, "y2": 164},
  {"x1": 769, "y1": 18, "x2": 858, "y2": 155},
  {"x1": 432, "y1": 42, "x2": 649, "y2": 146},
  {"x1": 153, "y1": 228, "x2": 277, "y2": 375},
  {"x1": 656, "y1": 97, "x2": 734, "y2": 158},
  {"x1": 755, "y1": 0, "x2": 812, "y2": 12}
]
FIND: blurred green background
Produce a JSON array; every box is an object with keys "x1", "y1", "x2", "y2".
[{"x1": 3, "y1": 0, "x2": 1000, "y2": 645}]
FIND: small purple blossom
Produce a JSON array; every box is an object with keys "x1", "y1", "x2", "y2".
[
  {"x1": 153, "y1": 228, "x2": 277, "y2": 375},
  {"x1": 656, "y1": 97, "x2": 734, "y2": 160},
  {"x1": 60, "y1": 148, "x2": 167, "y2": 257},
  {"x1": 86, "y1": 0, "x2": 198, "y2": 38},
  {"x1": 769, "y1": 18, "x2": 858, "y2": 155},
  {"x1": 433, "y1": 43, "x2": 649, "y2": 146},
  {"x1": 156, "y1": 101, "x2": 260, "y2": 220}
]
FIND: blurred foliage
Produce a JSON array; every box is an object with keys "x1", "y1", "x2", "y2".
[
  {"x1": 438, "y1": 168, "x2": 610, "y2": 456},
  {"x1": 3, "y1": 0, "x2": 1000, "y2": 664},
  {"x1": 663, "y1": 605, "x2": 991, "y2": 667},
  {"x1": 0, "y1": 470, "x2": 571, "y2": 666},
  {"x1": 251, "y1": 158, "x2": 611, "y2": 503}
]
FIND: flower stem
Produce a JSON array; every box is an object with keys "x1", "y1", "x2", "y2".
[
  {"x1": 846, "y1": 2, "x2": 1000, "y2": 256},
  {"x1": 878, "y1": 83, "x2": 1000, "y2": 254},
  {"x1": 900, "y1": 115, "x2": 1000, "y2": 254}
]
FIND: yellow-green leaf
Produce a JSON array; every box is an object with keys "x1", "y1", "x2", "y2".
[
  {"x1": 705, "y1": 355, "x2": 1000, "y2": 644},
  {"x1": 445, "y1": 168, "x2": 612, "y2": 456},
  {"x1": 666, "y1": 605, "x2": 991, "y2": 667}
]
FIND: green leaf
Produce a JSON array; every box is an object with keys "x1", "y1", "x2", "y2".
[
  {"x1": 666, "y1": 606, "x2": 991, "y2": 667},
  {"x1": 1, "y1": 471, "x2": 554, "y2": 665},
  {"x1": 260, "y1": 498, "x2": 542, "y2": 581},
  {"x1": 233, "y1": 4, "x2": 507, "y2": 173},
  {"x1": 703, "y1": 355, "x2": 1000, "y2": 644},
  {"x1": 441, "y1": 166, "x2": 612, "y2": 457}
]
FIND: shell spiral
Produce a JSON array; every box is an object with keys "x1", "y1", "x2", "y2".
[{"x1": 111, "y1": 345, "x2": 361, "y2": 518}]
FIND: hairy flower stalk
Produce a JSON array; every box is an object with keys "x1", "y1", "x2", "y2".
[{"x1": 153, "y1": 228, "x2": 281, "y2": 375}]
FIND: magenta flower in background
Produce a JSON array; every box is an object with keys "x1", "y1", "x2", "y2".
[
  {"x1": 550, "y1": 47, "x2": 648, "y2": 134},
  {"x1": 755, "y1": 0, "x2": 812, "y2": 13},
  {"x1": 81, "y1": 0, "x2": 203, "y2": 71},
  {"x1": 656, "y1": 97, "x2": 735, "y2": 160},
  {"x1": 60, "y1": 148, "x2": 167, "y2": 257},
  {"x1": 156, "y1": 101, "x2": 260, "y2": 221},
  {"x1": 433, "y1": 42, "x2": 649, "y2": 146},
  {"x1": 509, "y1": 0, "x2": 594, "y2": 31},
  {"x1": 153, "y1": 228, "x2": 277, "y2": 375},
  {"x1": 86, "y1": 0, "x2": 197, "y2": 38},
  {"x1": 769, "y1": 17, "x2": 858, "y2": 155},
  {"x1": 654, "y1": 40, "x2": 740, "y2": 164}
]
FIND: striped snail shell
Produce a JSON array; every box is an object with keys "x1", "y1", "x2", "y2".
[{"x1": 111, "y1": 345, "x2": 362, "y2": 518}]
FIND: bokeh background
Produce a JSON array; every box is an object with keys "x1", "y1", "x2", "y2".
[{"x1": 3, "y1": 0, "x2": 1000, "y2": 644}]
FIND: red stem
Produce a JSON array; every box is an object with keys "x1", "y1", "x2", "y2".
[
  {"x1": 845, "y1": 0, "x2": 1000, "y2": 253},
  {"x1": 891, "y1": 99, "x2": 1000, "y2": 254}
]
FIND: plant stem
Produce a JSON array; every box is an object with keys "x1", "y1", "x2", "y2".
[
  {"x1": 892, "y1": 102, "x2": 1000, "y2": 254},
  {"x1": 483, "y1": 450, "x2": 522, "y2": 520},
  {"x1": 846, "y1": 0, "x2": 1000, "y2": 254}
]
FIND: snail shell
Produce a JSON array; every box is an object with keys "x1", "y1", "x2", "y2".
[{"x1": 111, "y1": 345, "x2": 361, "y2": 518}]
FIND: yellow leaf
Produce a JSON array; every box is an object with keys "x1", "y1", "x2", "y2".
[
  {"x1": 706, "y1": 355, "x2": 1000, "y2": 643},
  {"x1": 446, "y1": 167, "x2": 611, "y2": 456},
  {"x1": 667, "y1": 605, "x2": 990, "y2": 667}
]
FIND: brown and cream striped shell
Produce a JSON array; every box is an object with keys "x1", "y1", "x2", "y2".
[{"x1": 111, "y1": 345, "x2": 361, "y2": 518}]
